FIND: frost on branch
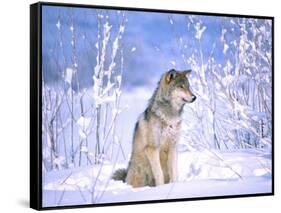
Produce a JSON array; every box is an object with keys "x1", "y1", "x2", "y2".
[
  {"x1": 42, "y1": 10, "x2": 127, "y2": 172},
  {"x1": 91, "y1": 11, "x2": 126, "y2": 164},
  {"x1": 194, "y1": 22, "x2": 207, "y2": 40},
  {"x1": 176, "y1": 16, "x2": 272, "y2": 152},
  {"x1": 65, "y1": 68, "x2": 73, "y2": 84}
]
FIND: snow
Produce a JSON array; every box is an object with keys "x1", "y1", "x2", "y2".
[
  {"x1": 220, "y1": 28, "x2": 227, "y2": 42},
  {"x1": 223, "y1": 44, "x2": 229, "y2": 54},
  {"x1": 65, "y1": 68, "x2": 73, "y2": 84},
  {"x1": 119, "y1": 25, "x2": 125, "y2": 33},
  {"x1": 56, "y1": 20, "x2": 61, "y2": 30},
  {"x1": 44, "y1": 176, "x2": 270, "y2": 206},
  {"x1": 116, "y1": 75, "x2": 122, "y2": 84},
  {"x1": 194, "y1": 22, "x2": 207, "y2": 40},
  {"x1": 80, "y1": 146, "x2": 88, "y2": 153},
  {"x1": 103, "y1": 22, "x2": 112, "y2": 33},
  {"x1": 223, "y1": 60, "x2": 233, "y2": 74},
  {"x1": 95, "y1": 94, "x2": 116, "y2": 106},
  {"x1": 77, "y1": 116, "x2": 91, "y2": 129},
  {"x1": 43, "y1": 149, "x2": 271, "y2": 207},
  {"x1": 78, "y1": 129, "x2": 87, "y2": 139},
  {"x1": 169, "y1": 18, "x2": 174, "y2": 25},
  {"x1": 170, "y1": 60, "x2": 176, "y2": 66},
  {"x1": 254, "y1": 168, "x2": 268, "y2": 176},
  {"x1": 70, "y1": 25, "x2": 74, "y2": 32},
  {"x1": 53, "y1": 156, "x2": 65, "y2": 168}
]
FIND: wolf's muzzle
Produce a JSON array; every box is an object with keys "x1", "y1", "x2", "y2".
[
  {"x1": 191, "y1": 95, "x2": 196, "y2": 102},
  {"x1": 182, "y1": 95, "x2": 196, "y2": 103}
]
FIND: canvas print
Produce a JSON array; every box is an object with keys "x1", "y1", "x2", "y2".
[{"x1": 40, "y1": 3, "x2": 273, "y2": 208}]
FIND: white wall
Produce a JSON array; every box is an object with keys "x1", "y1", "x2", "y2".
[{"x1": 0, "y1": 0, "x2": 279, "y2": 212}]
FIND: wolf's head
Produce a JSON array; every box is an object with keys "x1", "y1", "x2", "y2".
[{"x1": 162, "y1": 69, "x2": 196, "y2": 106}]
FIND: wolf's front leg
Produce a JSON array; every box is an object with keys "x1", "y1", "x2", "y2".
[
  {"x1": 145, "y1": 146, "x2": 164, "y2": 186},
  {"x1": 167, "y1": 143, "x2": 178, "y2": 182}
]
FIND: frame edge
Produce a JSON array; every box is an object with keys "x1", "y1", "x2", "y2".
[
  {"x1": 30, "y1": 2, "x2": 42, "y2": 210},
  {"x1": 33, "y1": 1, "x2": 274, "y2": 210}
]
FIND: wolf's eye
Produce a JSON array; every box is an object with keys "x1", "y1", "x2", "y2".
[{"x1": 180, "y1": 85, "x2": 185, "y2": 89}]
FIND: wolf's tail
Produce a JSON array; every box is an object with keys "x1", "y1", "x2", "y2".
[{"x1": 112, "y1": 168, "x2": 127, "y2": 182}]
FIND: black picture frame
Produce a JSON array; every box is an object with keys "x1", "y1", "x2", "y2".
[{"x1": 30, "y1": 1, "x2": 274, "y2": 210}]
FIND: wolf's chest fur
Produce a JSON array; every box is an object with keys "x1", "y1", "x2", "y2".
[
  {"x1": 147, "y1": 111, "x2": 182, "y2": 147},
  {"x1": 160, "y1": 122, "x2": 181, "y2": 140},
  {"x1": 151, "y1": 119, "x2": 181, "y2": 145}
]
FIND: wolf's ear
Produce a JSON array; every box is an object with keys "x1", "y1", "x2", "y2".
[
  {"x1": 166, "y1": 69, "x2": 177, "y2": 83},
  {"x1": 181, "y1": 69, "x2": 192, "y2": 78}
]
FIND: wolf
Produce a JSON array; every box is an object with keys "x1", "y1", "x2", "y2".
[{"x1": 112, "y1": 69, "x2": 196, "y2": 187}]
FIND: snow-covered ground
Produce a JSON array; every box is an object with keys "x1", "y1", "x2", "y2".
[
  {"x1": 43, "y1": 148, "x2": 272, "y2": 207},
  {"x1": 42, "y1": 88, "x2": 272, "y2": 207}
]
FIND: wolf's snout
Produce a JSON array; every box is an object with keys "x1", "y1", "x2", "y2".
[
  {"x1": 191, "y1": 95, "x2": 196, "y2": 102},
  {"x1": 182, "y1": 94, "x2": 196, "y2": 103}
]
